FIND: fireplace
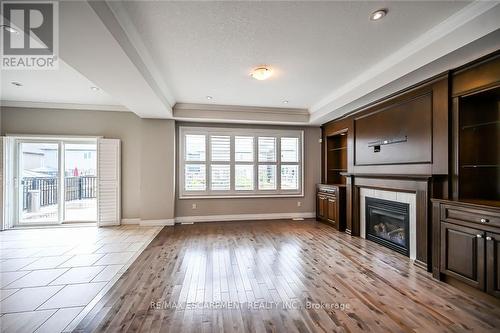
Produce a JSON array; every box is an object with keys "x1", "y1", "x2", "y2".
[{"x1": 365, "y1": 197, "x2": 410, "y2": 256}]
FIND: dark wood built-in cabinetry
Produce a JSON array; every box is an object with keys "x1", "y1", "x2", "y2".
[
  {"x1": 487, "y1": 230, "x2": 500, "y2": 298},
  {"x1": 316, "y1": 184, "x2": 346, "y2": 231},
  {"x1": 317, "y1": 127, "x2": 349, "y2": 230},
  {"x1": 433, "y1": 200, "x2": 500, "y2": 298},
  {"x1": 320, "y1": 50, "x2": 500, "y2": 299},
  {"x1": 325, "y1": 132, "x2": 348, "y2": 185},
  {"x1": 452, "y1": 55, "x2": 500, "y2": 205},
  {"x1": 432, "y1": 53, "x2": 500, "y2": 299},
  {"x1": 355, "y1": 92, "x2": 433, "y2": 166},
  {"x1": 440, "y1": 221, "x2": 485, "y2": 290}
]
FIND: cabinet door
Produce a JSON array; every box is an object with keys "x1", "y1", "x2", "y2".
[
  {"x1": 317, "y1": 195, "x2": 327, "y2": 219},
  {"x1": 327, "y1": 197, "x2": 337, "y2": 226},
  {"x1": 486, "y1": 232, "x2": 500, "y2": 298},
  {"x1": 440, "y1": 222, "x2": 485, "y2": 290}
]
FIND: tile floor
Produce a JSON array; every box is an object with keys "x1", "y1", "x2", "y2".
[{"x1": 0, "y1": 225, "x2": 161, "y2": 333}]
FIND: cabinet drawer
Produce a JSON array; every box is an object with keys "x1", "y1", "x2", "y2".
[
  {"x1": 441, "y1": 205, "x2": 500, "y2": 228},
  {"x1": 318, "y1": 191, "x2": 337, "y2": 198},
  {"x1": 318, "y1": 187, "x2": 337, "y2": 195}
]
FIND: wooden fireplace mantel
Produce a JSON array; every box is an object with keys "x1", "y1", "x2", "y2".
[{"x1": 340, "y1": 173, "x2": 435, "y2": 180}]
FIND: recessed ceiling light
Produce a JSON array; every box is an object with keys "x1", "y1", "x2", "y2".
[
  {"x1": 11, "y1": 81, "x2": 22, "y2": 87},
  {"x1": 90, "y1": 86, "x2": 100, "y2": 91},
  {"x1": 206, "y1": 96, "x2": 213, "y2": 100},
  {"x1": 370, "y1": 9, "x2": 387, "y2": 21},
  {"x1": 2, "y1": 25, "x2": 19, "y2": 34},
  {"x1": 251, "y1": 66, "x2": 272, "y2": 81},
  {"x1": 282, "y1": 100, "x2": 289, "y2": 104}
]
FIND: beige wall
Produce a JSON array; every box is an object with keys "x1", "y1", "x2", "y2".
[
  {"x1": 1, "y1": 107, "x2": 321, "y2": 221},
  {"x1": 175, "y1": 123, "x2": 321, "y2": 217},
  {"x1": 0, "y1": 107, "x2": 176, "y2": 221},
  {"x1": 140, "y1": 119, "x2": 176, "y2": 220}
]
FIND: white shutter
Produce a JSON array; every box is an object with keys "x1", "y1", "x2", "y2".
[
  {"x1": 1, "y1": 137, "x2": 15, "y2": 230},
  {"x1": 97, "y1": 138, "x2": 121, "y2": 227},
  {"x1": 258, "y1": 137, "x2": 276, "y2": 162}
]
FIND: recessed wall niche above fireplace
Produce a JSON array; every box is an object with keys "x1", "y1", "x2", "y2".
[{"x1": 365, "y1": 197, "x2": 410, "y2": 256}]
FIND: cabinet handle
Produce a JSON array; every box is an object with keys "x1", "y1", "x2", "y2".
[
  {"x1": 480, "y1": 218, "x2": 489, "y2": 223},
  {"x1": 476, "y1": 234, "x2": 483, "y2": 238},
  {"x1": 486, "y1": 236, "x2": 493, "y2": 241}
]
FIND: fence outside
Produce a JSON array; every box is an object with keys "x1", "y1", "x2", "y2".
[{"x1": 22, "y1": 176, "x2": 97, "y2": 211}]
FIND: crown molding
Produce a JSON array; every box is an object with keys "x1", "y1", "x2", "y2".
[
  {"x1": 0, "y1": 100, "x2": 130, "y2": 112},
  {"x1": 310, "y1": 1, "x2": 500, "y2": 122},
  {"x1": 173, "y1": 103, "x2": 309, "y2": 124},
  {"x1": 174, "y1": 103, "x2": 308, "y2": 116}
]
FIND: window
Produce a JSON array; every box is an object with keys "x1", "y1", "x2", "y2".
[{"x1": 179, "y1": 127, "x2": 303, "y2": 198}]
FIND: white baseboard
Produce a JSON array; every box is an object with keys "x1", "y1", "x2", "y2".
[
  {"x1": 120, "y1": 213, "x2": 315, "y2": 226},
  {"x1": 175, "y1": 212, "x2": 315, "y2": 224},
  {"x1": 121, "y1": 218, "x2": 141, "y2": 225},
  {"x1": 120, "y1": 218, "x2": 175, "y2": 226},
  {"x1": 139, "y1": 219, "x2": 175, "y2": 227}
]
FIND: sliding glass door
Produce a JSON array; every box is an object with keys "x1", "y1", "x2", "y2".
[
  {"x1": 18, "y1": 142, "x2": 60, "y2": 225},
  {"x1": 15, "y1": 139, "x2": 97, "y2": 226},
  {"x1": 63, "y1": 143, "x2": 97, "y2": 222}
]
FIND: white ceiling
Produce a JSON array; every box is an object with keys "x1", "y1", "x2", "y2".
[
  {"x1": 1, "y1": 1, "x2": 500, "y2": 124},
  {"x1": 1, "y1": 60, "x2": 123, "y2": 110},
  {"x1": 118, "y1": 1, "x2": 469, "y2": 109}
]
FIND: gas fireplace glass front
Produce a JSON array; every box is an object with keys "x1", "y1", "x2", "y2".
[{"x1": 365, "y1": 197, "x2": 409, "y2": 256}]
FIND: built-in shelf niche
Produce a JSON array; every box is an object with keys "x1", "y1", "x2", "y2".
[
  {"x1": 458, "y1": 85, "x2": 500, "y2": 203},
  {"x1": 326, "y1": 132, "x2": 347, "y2": 185}
]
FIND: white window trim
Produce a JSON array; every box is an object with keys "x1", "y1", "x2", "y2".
[{"x1": 178, "y1": 126, "x2": 304, "y2": 199}]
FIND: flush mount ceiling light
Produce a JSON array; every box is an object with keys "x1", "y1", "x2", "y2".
[
  {"x1": 282, "y1": 100, "x2": 289, "y2": 104},
  {"x1": 251, "y1": 66, "x2": 272, "y2": 81},
  {"x1": 11, "y1": 81, "x2": 22, "y2": 87},
  {"x1": 90, "y1": 86, "x2": 100, "y2": 91},
  {"x1": 206, "y1": 96, "x2": 213, "y2": 100},
  {"x1": 370, "y1": 9, "x2": 387, "y2": 21},
  {"x1": 1, "y1": 25, "x2": 19, "y2": 34}
]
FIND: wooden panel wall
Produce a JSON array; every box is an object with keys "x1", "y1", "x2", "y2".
[
  {"x1": 322, "y1": 75, "x2": 449, "y2": 176},
  {"x1": 354, "y1": 93, "x2": 432, "y2": 166}
]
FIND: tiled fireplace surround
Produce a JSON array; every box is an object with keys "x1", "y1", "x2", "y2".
[{"x1": 346, "y1": 175, "x2": 435, "y2": 271}]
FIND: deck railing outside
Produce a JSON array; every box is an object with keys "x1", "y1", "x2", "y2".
[{"x1": 22, "y1": 176, "x2": 97, "y2": 211}]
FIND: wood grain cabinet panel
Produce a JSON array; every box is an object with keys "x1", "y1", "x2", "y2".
[
  {"x1": 354, "y1": 93, "x2": 432, "y2": 166},
  {"x1": 316, "y1": 185, "x2": 346, "y2": 231},
  {"x1": 317, "y1": 194, "x2": 327, "y2": 220},
  {"x1": 452, "y1": 54, "x2": 500, "y2": 96},
  {"x1": 327, "y1": 197, "x2": 337, "y2": 226},
  {"x1": 486, "y1": 232, "x2": 500, "y2": 298},
  {"x1": 440, "y1": 222, "x2": 485, "y2": 290},
  {"x1": 433, "y1": 199, "x2": 500, "y2": 299}
]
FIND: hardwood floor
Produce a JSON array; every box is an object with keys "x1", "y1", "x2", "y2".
[{"x1": 74, "y1": 219, "x2": 500, "y2": 333}]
